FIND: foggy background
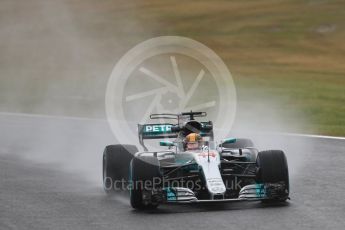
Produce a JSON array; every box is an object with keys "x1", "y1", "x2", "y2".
[
  {"x1": 0, "y1": 0, "x2": 314, "y2": 184},
  {"x1": 0, "y1": 0, "x2": 154, "y2": 117}
]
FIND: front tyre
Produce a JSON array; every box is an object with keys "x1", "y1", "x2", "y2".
[
  {"x1": 256, "y1": 150, "x2": 289, "y2": 202},
  {"x1": 103, "y1": 144, "x2": 138, "y2": 193},
  {"x1": 129, "y1": 156, "x2": 162, "y2": 210}
]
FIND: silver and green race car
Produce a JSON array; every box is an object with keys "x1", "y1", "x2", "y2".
[{"x1": 102, "y1": 111, "x2": 289, "y2": 209}]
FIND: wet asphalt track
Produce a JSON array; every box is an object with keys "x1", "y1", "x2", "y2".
[
  {"x1": 1, "y1": 1, "x2": 345, "y2": 228},
  {"x1": 1, "y1": 113, "x2": 345, "y2": 230}
]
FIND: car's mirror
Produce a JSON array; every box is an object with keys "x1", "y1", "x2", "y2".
[
  {"x1": 221, "y1": 138, "x2": 236, "y2": 144},
  {"x1": 159, "y1": 140, "x2": 175, "y2": 147}
]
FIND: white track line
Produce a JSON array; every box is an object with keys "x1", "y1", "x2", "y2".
[
  {"x1": 0, "y1": 111, "x2": 106, "y2": 122},
  {"x1": 279, "y1": 132, "x2": 345, "y2": 140},
  {"x1": 1, "y1": 111, "x2": 345, "y2": 140}
]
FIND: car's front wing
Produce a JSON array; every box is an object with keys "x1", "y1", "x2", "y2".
[{"x1": 162, "y1": 182, "x2": 288, "y2": 204}]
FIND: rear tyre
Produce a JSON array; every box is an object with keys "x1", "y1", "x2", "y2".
[
  {"x1": 103, "y1": 144, "x2": 138, "y2": 193},
  {"x1": 256, "y1": 150, "x2": 289, "y2": 202},
  {"x1": 130, "y1": 156, "x2": 162, "y2": 210}
]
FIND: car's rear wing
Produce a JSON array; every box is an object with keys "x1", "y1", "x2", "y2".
[
  {"x1": 138, "y1": 123, "x2": 177, "y2": 139},
  {"x1": 138, "y1": 122, "x2": 213, "y2": 151}
]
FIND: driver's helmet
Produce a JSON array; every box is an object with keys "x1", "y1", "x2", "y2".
[{"x1": 184, "y1": 133, "x2": 203, "y2": 151}]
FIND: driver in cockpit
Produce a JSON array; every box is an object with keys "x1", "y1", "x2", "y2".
[{"x1": 184, "y1": 133, "x2": 203, "y2": 151}]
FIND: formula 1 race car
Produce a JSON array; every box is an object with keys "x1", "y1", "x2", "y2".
[{"x1": 102, "y1": 111, "x2": 289, "y2": 209}]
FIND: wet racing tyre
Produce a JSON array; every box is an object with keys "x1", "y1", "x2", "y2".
[
  {"x1": 129, "y1": 156, "x2": 162, "y2": 210},
  {"x1": 256, "y1": 150, "x2": 289, "y2": 202},
  {"x1": 103, "y1": 144, "x2": 138, "y2": 193}
]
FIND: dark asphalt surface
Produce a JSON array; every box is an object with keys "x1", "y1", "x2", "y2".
[{"x1": 1, "y1": 113, "x2": 345, "y2": 230}]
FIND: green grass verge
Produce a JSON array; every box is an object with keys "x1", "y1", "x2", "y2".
[{"x1": 137, "y1": 0, "x2": 345, "y2": 136}]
